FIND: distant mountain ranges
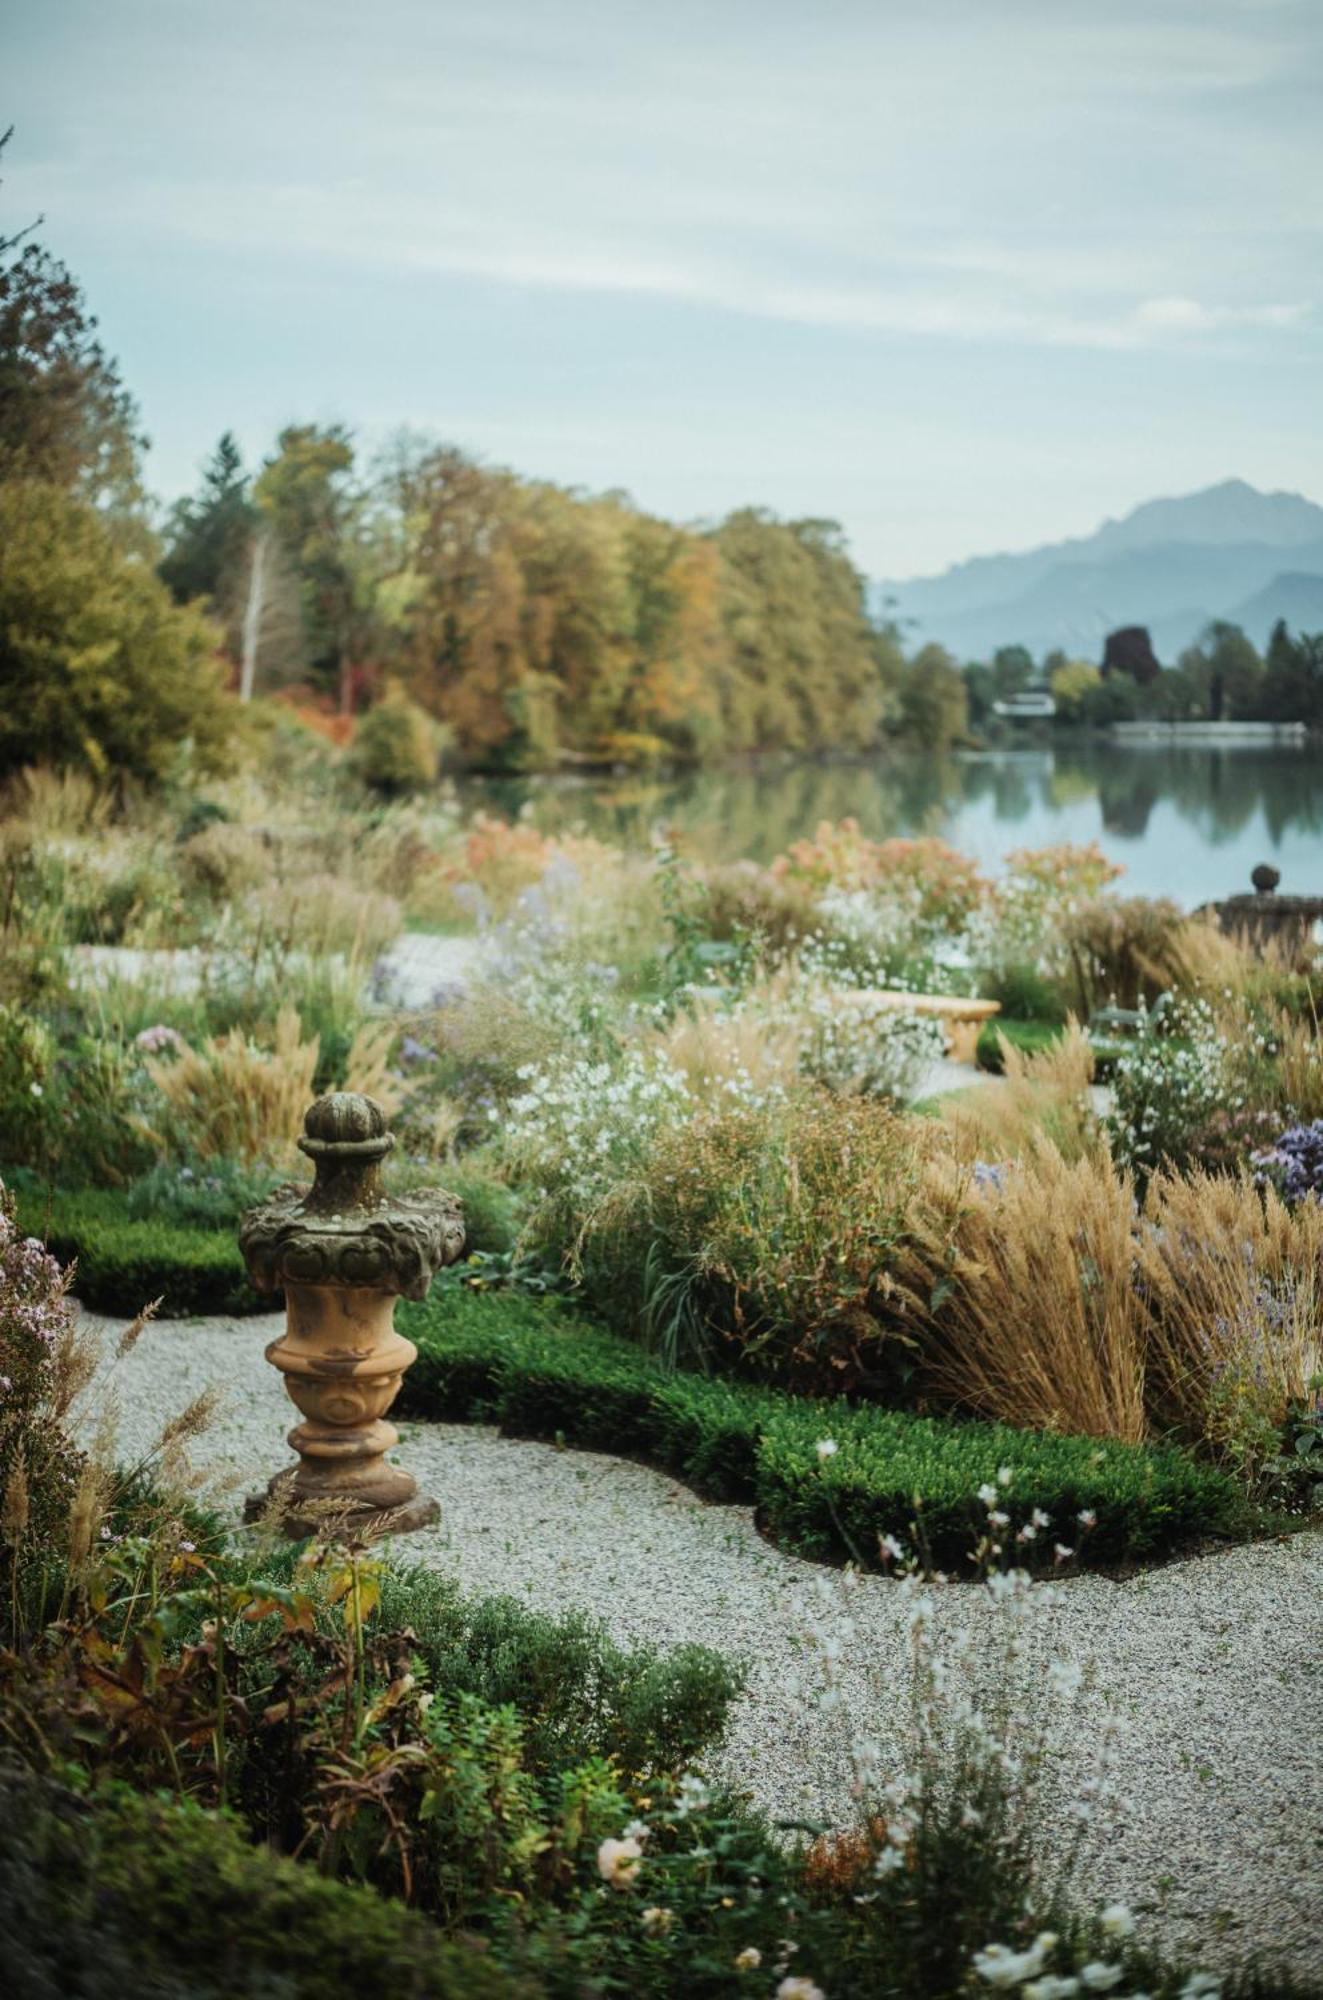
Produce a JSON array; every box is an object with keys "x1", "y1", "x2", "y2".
[{"x1": 878, "y1": 479, "x2": 1323, "y2": 665}]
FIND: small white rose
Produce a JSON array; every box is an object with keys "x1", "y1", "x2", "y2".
[{"x1": 596, "y1": 1835, "x2": 643, "y2": 1890}]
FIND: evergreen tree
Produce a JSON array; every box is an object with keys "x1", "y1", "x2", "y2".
[{"x1": 159, "y1": 432, "x2": 255, "y2": 605}]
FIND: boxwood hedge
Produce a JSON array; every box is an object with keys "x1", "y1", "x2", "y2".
[
  {"x1": 396, "y1": 1290, "x2": 1247, "y2": 1571},
  {"x1": 11, "y1": 1188, "x2": 264, "y2": 1317},
  {"x1": 0, "y1": 1766, "x2": 527, "y2": 2000}
]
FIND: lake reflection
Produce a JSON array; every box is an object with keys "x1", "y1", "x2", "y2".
[{"x1": 461, "y1": 743, "x2": 1323, "y2": 908}]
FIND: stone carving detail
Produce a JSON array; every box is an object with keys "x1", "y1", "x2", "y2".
[
  {"x1": 239, "y1": 1091, "x2": 465, "y2": 1539},
  {"x1": 241, "y1": 1185, "x2": 464, "y2": 1299},
  {"x1": 240, "y1": 1091, "x2": 464, "y2": 1301}
]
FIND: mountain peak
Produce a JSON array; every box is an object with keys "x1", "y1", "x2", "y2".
[{"x1": 881, "y1": 480, "x2": 1323, "y2": 663}]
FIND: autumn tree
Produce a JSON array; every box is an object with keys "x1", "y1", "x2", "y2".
[
  {"x1": 255, "y1": 424, "x2": 375, "y2": 714},
  {"x1": 0, "y1": 480, "x2": 233, "y2": 779},
  {"x1": 711, "y1": 510, "x2": 882, "y2": 752},
  {"x1": 896, "y1": 642, "x2": 969, "y2": 747},
  {"x1": 0, "y1": 155, "x2": 145, "y2": 511}
]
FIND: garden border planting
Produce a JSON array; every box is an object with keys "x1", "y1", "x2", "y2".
[{"x1": 397, "y1": 1289, "x2": 1249, "y2": 1571}]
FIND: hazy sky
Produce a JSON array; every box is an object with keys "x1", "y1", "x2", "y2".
[{"x1": 5, "y1": 0, "x2": 1321, "y2": 576}]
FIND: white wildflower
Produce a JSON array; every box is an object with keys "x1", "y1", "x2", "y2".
[
  {"x1": 973, "y1": 1933, "x2": 1058, "y2": 1988},
  {"x1": 596, "y1": 1835, "x2": 643, "y2": 1890},
  {"x1": 674, "y1": 1772, "x2": 711, "y2": 1816}
]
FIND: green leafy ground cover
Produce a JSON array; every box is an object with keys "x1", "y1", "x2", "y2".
[{"x1": 397, "y1": 1290, "x2": 1247, "y2": 1570}]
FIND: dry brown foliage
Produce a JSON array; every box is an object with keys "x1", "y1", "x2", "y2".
[
  {"x1": 1268, "y1": 1010, "x2": 1323, "y2": 1122},
  {"x1": 245, "y1": 874, "x2": 403, "y2": 960},
  {"x1": 893, "y1": 1132, "x2": 1323, "y2": 1461},
  {"x1": 141, "y1": 1006, "x2": 402, "y2": 1166}
]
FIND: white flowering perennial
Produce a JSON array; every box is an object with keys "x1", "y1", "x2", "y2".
[
  {"x1": 596, "y1": 1834, "x2": 644, "y2": 1891},
  {"x1": 782, "y1": 1483, "x2": 1155, "y2": 2000},
  {"x1": 775, "y1": 1978, "x2": 828, "y2": 2000},
  {"x1": 1106, "y1": 996, "x2": 1236, "y2": 1169},
  {"x1": 970, "y1": 1910, "x2": 1220, "y2": 1999},
  {"x1": 506, "y1": 1046, "x2": 692, "y2": 1208}
]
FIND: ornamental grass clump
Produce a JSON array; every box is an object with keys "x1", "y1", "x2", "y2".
[
  {"x1": 1136, "y1": 1168, "x2": 1323, "y2": 1490},
  {"x1": 244, "y1": 873, "x2": 403, "y2": 961},
  {"x1": 939, "y1": 1023, "x2": 1104, "y2": 1168},
  {"x1": 139, "y1": 1005, "x2": 401, "y2": 1168},
  {"x1": 573, "y1": 1089, "x2": 927, "y2": 1385},
  {"x1": 892, "y1": 1143, "x2": 1146, "y2": 1442}
]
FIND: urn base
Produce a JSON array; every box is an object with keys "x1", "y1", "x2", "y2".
[{"x1": 243, "y1": 1467, "x2": 440, "y2": 1542}]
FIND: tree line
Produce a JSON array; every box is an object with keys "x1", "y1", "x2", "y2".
[{"x1": 962, "y1": 626, "x2": 1323, "y2": 735}]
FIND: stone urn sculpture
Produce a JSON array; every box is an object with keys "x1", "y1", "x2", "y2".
[{"x1": 239, "y1": 1091, "x2": 464, "y2": 1538}]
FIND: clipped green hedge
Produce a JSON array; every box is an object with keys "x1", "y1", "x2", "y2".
[
  {"x1": 975, "y1": 1017, "x2": 1066, "y2": 1071},
  {"x1": 397, "y1": 1291, "x2": 1246, "y2": 1571},
  {"x1": 12, "y1": 1188, "x2": 263, "y2": 1317},
  {"x1": 0, "y1": 1766, "x2": 527, "y2": 2000}
]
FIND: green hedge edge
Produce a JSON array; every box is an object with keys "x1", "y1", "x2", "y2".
[
  {"x1": 12, "y1": 1188, "x2": 265, "y2": 1317},
  {"x1": 397, "y1": 1291, "x2": 1248, "y2": 1573}
]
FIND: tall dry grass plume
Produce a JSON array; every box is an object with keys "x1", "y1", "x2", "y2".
[
  {"x1": 8, "y1": 764, "x2": 116, "y2": 840},
  {"x1": 938, "y1": 1022, "x2": 1104, "y2": 1168},
  {"x1": 656, "y1": 981, "x2": 801, "y2": 1097},
  {"x1": 141, "y1": 1006, "x2": 402, "y2": 1166},
  {"x1": 1137, "y1": 1168, "x2": 1323, "y2": 1458},
  {"x1": 893, "y1": 1142, "x2": 1146, "y2": 1442}
]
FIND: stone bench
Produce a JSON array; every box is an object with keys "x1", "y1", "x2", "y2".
[{"x1": 835, "y1": 989, "x2": 1001, "y2": 1065}]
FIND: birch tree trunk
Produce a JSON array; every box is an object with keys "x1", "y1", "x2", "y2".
[{"x1": 239, "y1": 530, "x2": 268, "y2": 703}]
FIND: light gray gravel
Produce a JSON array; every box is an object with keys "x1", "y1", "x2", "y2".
[
  {"x1": 81, "y1": 1306, "x2": 1322, "y2": 1978},
  {"x1": 69, "y1": 931, "x2": 483, "y2": 1008}
]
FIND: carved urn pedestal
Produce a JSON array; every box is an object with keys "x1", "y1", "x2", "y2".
[{"x1": 239, "y1": 1092, "x2": 464, "y2": 1540}]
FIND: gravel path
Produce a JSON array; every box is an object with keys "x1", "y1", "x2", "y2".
[
  {"x1": 69, "y1": 931, "x2": 484, "y2": 1008},
  {"x1": 81, "y1": 1307, "x2": 1322, "y2": 1977}
]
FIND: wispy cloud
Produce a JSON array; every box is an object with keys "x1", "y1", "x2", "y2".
[{"x1": 5, "y1": 0, "x2": 1321, "y2": 570}]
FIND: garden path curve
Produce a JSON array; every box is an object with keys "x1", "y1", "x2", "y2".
[{"x1": 83, "y1": 1307, "x2": 1321, "y2": 1979}]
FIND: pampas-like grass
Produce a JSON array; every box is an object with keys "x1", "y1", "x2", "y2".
[
  {"x1": 1137, "y1": 1167, "x2": 1323, "y2": 1458},
  {"x1": 141, "y1": 1006, "x2": 403, "y2": 1167},
  {"x1": 938, "y1": 1022, "x2": 1105, "y2": 1168},
  {"x1": 893, "y1": 1141, "x2": 1146, "y2": 1441}
]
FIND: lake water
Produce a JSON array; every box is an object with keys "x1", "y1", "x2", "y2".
[{"x1": 462, "y1": 743, "x2": 1323, "y2": 909}]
